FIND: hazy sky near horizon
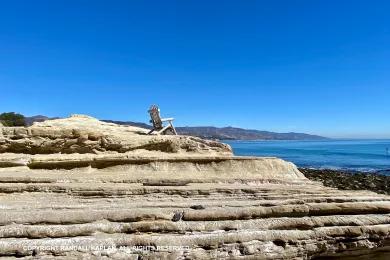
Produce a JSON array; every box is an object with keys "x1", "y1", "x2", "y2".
[{"x1": 0, "y1": 0, "x2": 389, "y2": 138}]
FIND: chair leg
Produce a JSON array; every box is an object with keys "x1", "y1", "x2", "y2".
[
  {"x1": 170, "y1": 122, "x2": 177, "y2": 135},
  {"x1": 147, "y1": 128, "x2": 155, "y2": 135}
]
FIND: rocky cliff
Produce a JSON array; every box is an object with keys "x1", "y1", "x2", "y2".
[
  {"x1": 0, "y1": 115, "x2": 231, "y2": 155},
  {"x1": 0, "y1": 115, "x2": 390, "y2": 259}
]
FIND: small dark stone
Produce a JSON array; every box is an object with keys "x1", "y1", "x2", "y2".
[
  {"x1": 172, "y1": 211, "x2": 184, "y2": 222},
  {"x1": 274, "y1": 239, "x2": 287, "y2": 248},
  {"x1": 190, "y1": 205, "x2": 205, "y2": 210}
]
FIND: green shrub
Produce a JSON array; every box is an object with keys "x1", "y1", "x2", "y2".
[{"x1": 0, "y1": 112, "x2": 26, "y2": 127}]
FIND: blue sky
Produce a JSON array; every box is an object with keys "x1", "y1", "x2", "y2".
[{"x1": 0, "y1": 0, "x2": 389, "y2": 138}]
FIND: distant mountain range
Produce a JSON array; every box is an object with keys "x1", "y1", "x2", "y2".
[
  {"x1": 174, "y1": 126, "x2": 327, "y2": 140},
  {"x1": 24, "y1": 115, "x2": 60, "y2": 126},
  {"x1": 25, "y1": 116, "x2": 328, "y2": 140}
]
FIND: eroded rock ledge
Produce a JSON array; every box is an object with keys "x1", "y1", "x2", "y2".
[
  {"x1": 0, "y1": 115, "x2": 231, "y2": 155},
  {"x1": 0, "y1": 115, "x2": 390, "y2": 259}
]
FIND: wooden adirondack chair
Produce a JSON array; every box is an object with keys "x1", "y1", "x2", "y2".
[{"x1": 147, "y1": 105, "x2": 177, "y2": 135}]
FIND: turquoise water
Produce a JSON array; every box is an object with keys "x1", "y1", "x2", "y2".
[{"x1": 225, "y1": 139, "x2": 390, "y2": 173}]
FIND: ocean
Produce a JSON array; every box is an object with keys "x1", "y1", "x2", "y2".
[{"x1": 225, "y1": 139, "x2": 390, "y2": 173}]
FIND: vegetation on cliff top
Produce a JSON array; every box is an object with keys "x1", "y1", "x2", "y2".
[{"x1": 0, "y1": 112, "x2": 26, "y2": 127}]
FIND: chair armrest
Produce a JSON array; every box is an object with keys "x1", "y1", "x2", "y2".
[{"x1": 161, "y1": 118, "x2": 174, "y2": 122}]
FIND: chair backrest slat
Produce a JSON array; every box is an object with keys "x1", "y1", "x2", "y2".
[{"x1": 148, "y1": 105, "x2": 163, "y2": 129}]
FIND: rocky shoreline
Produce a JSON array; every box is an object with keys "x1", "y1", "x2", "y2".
[{"x1": 301, "y1": 168, "x2": 390, "y2": 195}]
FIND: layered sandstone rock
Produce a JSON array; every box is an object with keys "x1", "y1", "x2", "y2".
[
  {"x1": 0, "y1": 115, "x2": 390, "y2": 259},
  {"x1": 0, "y1": 115, "x2": 231, "y2": 155}
]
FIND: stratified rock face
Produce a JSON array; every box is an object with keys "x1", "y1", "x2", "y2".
[
  {"x1": 0, "y1": 115, "x2": 232, "y2": 155},
  {"x1": 0, "y1": 115, "x2": 390, "y2": 259},
  {"x1": 0, "y1": 166, "x2": 390, "y2": 259}
]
